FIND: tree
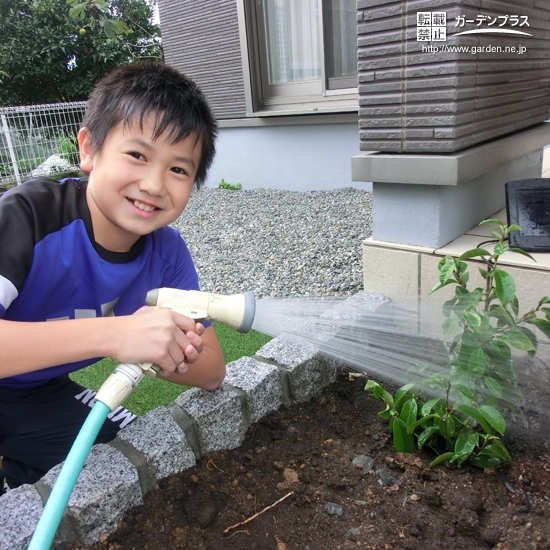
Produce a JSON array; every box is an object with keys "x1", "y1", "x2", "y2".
[{"x1": 0, "y1": 0, "x2": 161, "y2": 106}]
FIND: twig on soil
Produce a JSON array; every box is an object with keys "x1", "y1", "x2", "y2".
[
  {"x1": 223, "y1": 492, "x2": 294, "y2": 534},
  {"x1": 206, "y1": 459, "x2": 230, "y2": 476},
  {"x1": 225, "y1": 529, "x2": 250, "y2": 539}
]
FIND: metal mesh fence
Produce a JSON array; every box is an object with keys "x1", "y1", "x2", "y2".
[{"x1": 0, "y1": 101, "x2": 86, "y2": 187}]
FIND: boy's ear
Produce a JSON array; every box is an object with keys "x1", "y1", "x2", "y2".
[{"x1": 78, "y1": 127, "x2": 94, "y2": 172}]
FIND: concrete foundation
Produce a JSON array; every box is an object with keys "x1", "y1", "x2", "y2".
[{"x1": 352, "y1": 123, "x2": 550, "y2": 249}]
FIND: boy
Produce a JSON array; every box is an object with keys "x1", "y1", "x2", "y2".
[{"x1": 0, "y1": 63, "x2": 225, "y2": 489}]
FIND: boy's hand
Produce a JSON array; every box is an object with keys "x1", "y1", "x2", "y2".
[{"x1": 112, "y1": 306, "x2": 206, "y2": 376}]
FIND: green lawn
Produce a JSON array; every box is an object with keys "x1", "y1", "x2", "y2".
[{"x1": 69, "y1": 323, "x2": 271, "y2": 416}]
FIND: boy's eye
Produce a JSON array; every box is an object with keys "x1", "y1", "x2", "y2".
[
  {"x1": 128, "y1": 151, "x2": 145, "y2": 161},
  {"x1": 171, "y1": 167, "x2": 189, "y2": 176}
]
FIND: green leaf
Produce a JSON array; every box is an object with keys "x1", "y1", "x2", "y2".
[
  {"x1": 429, "y1": 452, "x2": 454, "y2": 468},
  {"x1": 509, "y1": 247, "x2": 536, "y2": 262},
  {"x1": 510, "y1": 296, "x2": 519, "y2": 317},
  {"x1": 507, "y1": 224, "x2": 522, "y2": 233},
  {"x1": 439, "y1": 260, "x2": 456, "y2": 284},
  {"x1": 507, "y1": 330, "x2": 536, "y2": 351},
  {"x1": 394, "y1": 384, "x2": 415, "y2": 410},
  {"x1": 455, "y1": 405, "x2": 493, "y2": 434},
  {"x1": 68, "y1": 1, "x2": 88, "y2": 19},
  {"x1": 479, "y1": 441, "x2": 512, "y2": 462},
  {"x1": 367, "y1": 382, "x2": 396, "y2": 409},
  {"x1": 428, "y1": 280, "x2": 454, "y2": 295},
  {"x1": 484, "y1": 376, "x2": 502, "y2": 398},
  {"x1": 407, "y1": 414, "x2": 441, "y2": 433},
  {"x1": 421, "y1": 398, "x2": 441, "y2": 416},
  {"x1": 532, "y1": 318, "x2": 550, "y2": 340},
  {"x1": 442, "y1": 297, "x2": 457, "y2": 317},
  {"x1": 453, "y1": 383, "x2": 475, "y2": 405},
  {"x1": 478, "y1": 406, "x2": 506, "y2": 435},
  {"x1": 455, "y1": 285, "x2": 469, "y2": 296},
  {"x1": 516, "y1": 326, "x2": 538, "y2": 354},
  {"x1": 392, "y1": 417, "x2": 414, "y2": 453},
  {"x1": 449, "y1": 333, "x2": 461, "y2": 355},
  {"x1": 457, "y1": 328, "x2": 477, "y2": 369},
  {"x1": 468, "y1": 347, "x2": 488, "y2": 378},
  {"x1": 478, "y1": 266, "x2": 489, "y2": 280},
  {"x1": 488, "y1": 304, "x2": 516, "y2": 327},
  {"x1": 452, "y1": 430, "x2": 478, "y2": 463},
  {"x1": 364, "y1": 380, "x2": 382, "y2": 396},
  {"x1": 493, "y1": 269, "x2": 516, "y2": 306},
  {"x1": 442, "y1": 317, "x2": 459, "y2": 338},
  {"x1": 458, "y1": 248, "x2": 491, "y2": 260},
  {"x1": 493, "y1": 242, "x2": 505, "y2": 256},
  {"x1": 417, "y1": 426, "x2": 440, "y2": 450},
  {"x1": 480, "y1": 219, "x2": 505, "y2": 228},
  {"x1": 470, "y1": 455, "x2": 504, "y2": 469},
  {"x1": 463, "y1": 311, "x2": 481, "y2": 331},
  {"x1": 540, "y1": 307, "x2": 550, "y2": 322},
  {"x1": 400, "y1": 398, "x2": 418, "y2": 427},
  {"x1": 445, "y1": 414, "x2": 456, "y2": 439}
]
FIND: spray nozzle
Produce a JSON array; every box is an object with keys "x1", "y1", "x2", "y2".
[{"x1": 146, "y1": 288, "x2": 256, "y2": 334}]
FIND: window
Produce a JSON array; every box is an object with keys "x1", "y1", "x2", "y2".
[{"x1": 239, "y1": 0, "x2": 358, "y2": 115}]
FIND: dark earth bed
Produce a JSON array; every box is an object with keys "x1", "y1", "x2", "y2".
[{"x1": 61, "y1": 372, "x2": 550, "y2": 550}]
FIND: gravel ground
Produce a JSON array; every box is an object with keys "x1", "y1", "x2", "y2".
[{"x1": 171, "y1": 187, "x2": 373, "y2": 298}]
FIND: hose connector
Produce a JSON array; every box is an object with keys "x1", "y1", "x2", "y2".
[{"x1": 95, "y1": 363, "x2": 144, "y2": 412}]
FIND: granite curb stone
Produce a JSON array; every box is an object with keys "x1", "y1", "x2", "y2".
[
  {"x1": 224, "y1": 356, "x2": 284, "y2": 424},
  {"x1": 115, "y1": 405, "x2": 196, "y2": 485},
  {"x1": 255, "y1": 333, "x2": 330, "y2": 403},
  {"x1": 174, "y1": 384, "x2": 248, "y2": 455},
  {"x1": 43, "y1": 444, "x2": 142, "y2": 547},
  {"x1": 0, "y1": 485, "x2": 43, "y2": 550}
]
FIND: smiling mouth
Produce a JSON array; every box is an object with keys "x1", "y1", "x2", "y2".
[{"x1": 130, "y1": 198, "x2": 159, "y2": 212}]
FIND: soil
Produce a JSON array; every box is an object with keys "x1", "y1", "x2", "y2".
[{"x1": 61, "y1": 372, "x2": 550, "y2": 550}]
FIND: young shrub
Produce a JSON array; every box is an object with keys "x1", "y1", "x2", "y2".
[{"x1": 366, "y1": 220, "x2": 550, "y2": 468}]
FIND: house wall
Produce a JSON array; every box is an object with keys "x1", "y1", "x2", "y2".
[
  {"x1": 157, "y1": 0, "x2": 364, "y2": 192},
  {"x1": 157, "y1": 0, "x2": 247, "y2": 120},
  {"x1": 357, "y1": 0, "x2": 550, "y2": 153},
  {"x1": 204, "y1": 121, "x2": 366, "y2": 191}
]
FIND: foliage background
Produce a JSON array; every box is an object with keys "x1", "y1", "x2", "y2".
[{"x1": 0, "y1": 0, "x2": 161, "y2": 106}]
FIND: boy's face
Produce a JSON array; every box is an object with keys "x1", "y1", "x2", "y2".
[{"x1": 78, "y1": 115, "x2": 202, "y2": 252}]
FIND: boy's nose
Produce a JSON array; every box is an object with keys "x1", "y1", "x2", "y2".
[{"x1": 139, "y1": 173, "x2": 165, "y2": 196}]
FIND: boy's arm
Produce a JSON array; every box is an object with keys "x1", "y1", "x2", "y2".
[{"x1": 0, "y1": 308, "x2": 224, "y2": 389}]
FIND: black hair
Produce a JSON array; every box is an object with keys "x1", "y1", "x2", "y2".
[{"x1": 82, "y1": 63, "x2": 218, "y2": 187}]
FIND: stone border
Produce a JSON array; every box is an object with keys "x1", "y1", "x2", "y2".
[{"x1": 0, "y1": 292, "x2": 386, "y2": 549}]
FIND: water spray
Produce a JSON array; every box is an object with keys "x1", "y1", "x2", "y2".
[{"x1": 28, "y1": 289, "x2": 256, "y2": 550}]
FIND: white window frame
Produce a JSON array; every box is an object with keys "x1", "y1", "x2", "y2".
[{"x1": 236, "y1": 0, "x2": 358, "y2": 117}]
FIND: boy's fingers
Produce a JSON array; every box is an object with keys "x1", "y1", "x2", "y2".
[
  {"x1": 176, "y1": 362, "x2": 189, "y2": 374},
  {"x1": 171, "y1": 310, "x2": 200, "y2": 332}
]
